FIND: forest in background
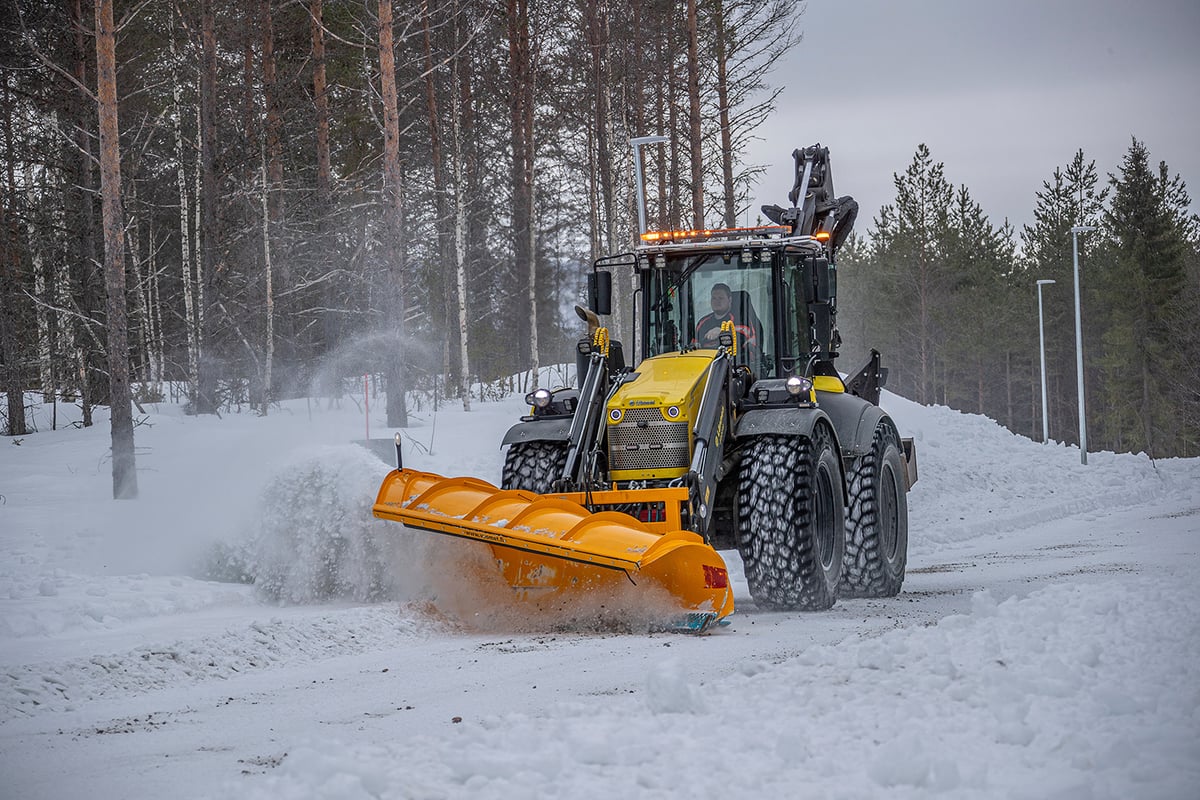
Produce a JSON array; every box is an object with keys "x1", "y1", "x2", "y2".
[
  {"x1": 838, "y1": 140, "x2": 1200, "y2": 459},
  {"x1": 1, "y1": 0, "x2": 1197, "y2": 481},
  {"x1": 0, "y1": 0, "x2": 797, "y2": 443}
]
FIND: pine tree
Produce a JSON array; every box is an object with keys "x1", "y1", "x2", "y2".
[
  {"x1": 1096, "y1": 138, "x2": 1193, "y2": 456},
  {"x1": 867, "y1": 144, "x2": 953, "y2": 404}
]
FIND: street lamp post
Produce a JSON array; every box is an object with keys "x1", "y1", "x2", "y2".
[
  {"x1": 1036, "y1": 279, "x2": 1056, "y2": 443},
  {"x1": 630, "y1": 135, "x2": 669, "y2": 235},
  {"x1": 1071, "y1": 225, "x2": 1095, "y2": 464}
]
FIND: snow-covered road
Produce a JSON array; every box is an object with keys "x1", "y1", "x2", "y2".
[{"x1": 1, "y1": 383, "x2": 1197, "y2": 799}]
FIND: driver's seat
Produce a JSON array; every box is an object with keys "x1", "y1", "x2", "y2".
[{"x1": 731, "y1": 290, "x2": 764, "y2": 352}]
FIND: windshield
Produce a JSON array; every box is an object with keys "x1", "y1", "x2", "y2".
[{"x1": 644, "y1": 251, "x2": 782, "y2": 376}]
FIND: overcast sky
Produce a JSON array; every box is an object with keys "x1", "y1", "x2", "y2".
[{"x1": 742, "y1": 0, "x2": 1200, "y2": 238}]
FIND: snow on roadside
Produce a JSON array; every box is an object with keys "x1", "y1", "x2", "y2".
[
  {"x1": 241, "y1": 575, "x2": 1200, "y2": 800},
  {"x1": 0, "y1": 604, "x2": 446, "y2": 718},
  {"x1": 882, "y1": 390, "x2": 1196, "y2": 557}
]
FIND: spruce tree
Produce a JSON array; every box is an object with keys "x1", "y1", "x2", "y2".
[{"x1": 1096, "y1": 138, "x2": 1193, "y2": 456}]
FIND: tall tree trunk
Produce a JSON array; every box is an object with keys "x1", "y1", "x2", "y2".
[
  {"x1": 71, "y1": 0, "x2": 100, "y2": 425},
  {"x1": 654, "y1": 27, "x2": 668, "y2": 228},
  {"x1": 196, "y1": 0, "x2": 222, "y2": 414},
  {"x1": 95, "y1": 0, "x2": 137, "y2": 498},
  {"x1": 508, "y1": 0, "x2": 537, "y2": 385},
  {"x1": 311, "y1": 0, "x2": 335, "y2": 352},
  {"x1": 685, "y1": 0, "x2": 704, "y2": 229},
  {"x1": 261, "y1": 0, "x2": 287, "y2": 367},
  {"x1": 147, "y1": 224, "x2": 163, "y2": 386},
  {"x1": 0, "y1": 196, "x2": 24, "y2": 436},
  {"x1": 714, "y1": 0, "x2": 736, "y2": 227},
  {"x1": 260, "y1": 148, "x2": 274, "y2": 415},
  {"x1": 452, "y1": 4, "x2": 471, "y2": 411},
  {"x1": 169, "y1": 5, "x2": 199, "y2": 406},
  {"x1": 421, "y1": 0, "x2": 452, "y2": 392},
  {"x1": 378, "y1": 0, "x2": 408, "y2": 427},
  {"x1": 124, "y1": 180, "x2": 151, "y2": 384},
  {"x1": 0, "y1": 73, "x2": 25, "y2": 434},
  {"x1": 584, "y1": 0, "x2": 612, "y2": 252}
]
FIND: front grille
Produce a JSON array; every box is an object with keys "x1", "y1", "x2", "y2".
[{"x1": 608, "y1": 412, "x2": 690, "y2": 473}]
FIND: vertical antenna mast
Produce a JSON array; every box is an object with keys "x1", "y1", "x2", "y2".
[{"x1": 630, "y1": 135, "x2": 669, "y2": 235}]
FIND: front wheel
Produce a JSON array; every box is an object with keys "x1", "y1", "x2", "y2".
[
  {"x1": 500, "y1": 440, "x2": 569, "y2": 494},
  {"x1": 736, "y1": 427, "x2": 845, "y2": 611}
]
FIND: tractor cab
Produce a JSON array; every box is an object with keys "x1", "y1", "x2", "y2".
[{"x1": 634, "y1": 228, "x2": 835, "y2": 382}]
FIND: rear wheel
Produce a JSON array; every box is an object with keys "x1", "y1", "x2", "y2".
[
  {"x1": 501, "y1": 440, "x2": 569, "y2": 494},
  {"x1": 839, "y1": 422, "x2": 908, "y2": 597},
  {"x1": 737, "y1": 426, "x2": 845, "y2": 610}
]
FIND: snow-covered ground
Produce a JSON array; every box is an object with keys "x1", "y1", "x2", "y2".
[{"x1": 1, "y1": 378, "x2": 1197, "y2": 799}]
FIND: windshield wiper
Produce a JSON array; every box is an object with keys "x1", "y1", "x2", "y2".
[{"x1": 652, "y1": 253, "x2": 710, "y2": 313}]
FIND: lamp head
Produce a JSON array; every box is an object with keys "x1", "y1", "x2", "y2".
[{"x1": 1070, "y1": 225, "x2": 1096, "y2": 234}]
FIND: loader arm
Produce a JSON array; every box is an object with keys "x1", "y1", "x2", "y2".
[
  {"x1": 686, "y1": 352, "x2": 735, "y2": 537},
  {"x1": 558, "y1": 347, "x2": 612, "y2": 491}
]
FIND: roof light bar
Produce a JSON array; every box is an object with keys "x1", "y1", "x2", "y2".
[{"x1": 640, "y1": 225, "x2": 790, "y2": 243}]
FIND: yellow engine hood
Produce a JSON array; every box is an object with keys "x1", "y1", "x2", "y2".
[{"x1": 609, "y1": 350, "x2": 716, "y2": 413}]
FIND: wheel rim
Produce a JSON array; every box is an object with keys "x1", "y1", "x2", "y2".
[
  {"x1": 815, "y1": 463, "x2": 836, "y2": 570},
  {"x1": 880, "y1": 461, "x2": 899, "y2": 561}
]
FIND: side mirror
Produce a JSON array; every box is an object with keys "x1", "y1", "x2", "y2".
[
  {"x1": 588, "y1": 270, "x2": 612, "y2": 315},
  {"x1": 808, "y1": 256, "x2": 831, "y2": 303}
]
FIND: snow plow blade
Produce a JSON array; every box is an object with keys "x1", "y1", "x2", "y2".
[{"x1": 373, "y1": 469, "x2": 734, "y2": 630}]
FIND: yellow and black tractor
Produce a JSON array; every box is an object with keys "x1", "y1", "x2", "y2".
[{"x1": 374, "y1": 145, "x2": 916, "y2": 631}]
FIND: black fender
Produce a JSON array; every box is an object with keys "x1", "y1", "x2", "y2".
[
  {"x1": 500, "y1": 417, "x2": 573, "y2": 447},
  {"x1": 736, "y1": 406, "x2": 834, "y2": 442},
  {"x1": 735, "y1": 406, "x2": 846, "y2": 495},
  {"x1": 816, "y1": 390, "x2": 896, "y2": 459}
]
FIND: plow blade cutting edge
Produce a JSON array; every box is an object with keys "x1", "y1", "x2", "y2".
[{"x1": 372, "y1": 469, "x2": 734, "y2": 631}]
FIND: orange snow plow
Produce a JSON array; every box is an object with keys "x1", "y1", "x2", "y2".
[{"x1": 372, "y1": 468, "x2": 735, "y2": 631}]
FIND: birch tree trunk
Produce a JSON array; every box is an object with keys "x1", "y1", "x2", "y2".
[
  {"x1": 260, "y1": 148, "x2": 274, "y2": 416},
  {"x1": 170, "y1": 10, "x2": 199, "y2": 406},
  {"x1": 196, "y1": 0, "x2": 221, "y2": 414},
  {"x1": 95, "y1": 0, "x2": 138, "y2": 498},
  {"x1": 124, "y1": 180, "x2": 151, "y2": 385},
  {"x1": 452, "y1": 7, "x2": 471, "y2": 411}
]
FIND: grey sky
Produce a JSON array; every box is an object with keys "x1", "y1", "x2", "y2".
[{"x1": 743, "y1": 0, "x2": 1200, "y2": 238}]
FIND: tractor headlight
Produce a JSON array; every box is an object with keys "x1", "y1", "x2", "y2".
[
  {"x1": 785, "y1": 376, "x2": 813, "y2": 397},
  {"x1": 609, "y1": 408, "x2": 623, "y2": 422},
  {"x1": 527, "y1": 388, "x2": 552, "y2": 409},
  {"x1": 665, "y1": 405, "x2": 680, "y2": 419}
]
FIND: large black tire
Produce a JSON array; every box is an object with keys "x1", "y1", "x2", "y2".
[
  {"x1": 500, "y1": 440, "x2": 569, "y2": 494},
  {"x1": 839, "y1": 422, "x2": 908, "y2": 598},
  {"x1": 736, "y1": 426, "x2": 845, "y2": 611}
]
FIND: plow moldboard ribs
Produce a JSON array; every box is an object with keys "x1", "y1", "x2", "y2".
[{"x1": 373, "y1": 469, "x2": 734, "y2": 625}]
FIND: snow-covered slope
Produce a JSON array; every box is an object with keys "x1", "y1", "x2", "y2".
[{"x1": 1, "y1": 381, "x2": 1197, "y2": 799}]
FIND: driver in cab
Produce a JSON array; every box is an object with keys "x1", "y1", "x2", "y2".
[{"x1": 695, "y1": 282, "x2": 757, "y2": 352}]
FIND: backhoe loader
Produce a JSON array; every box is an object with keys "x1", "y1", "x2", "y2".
[{"x1": 374, "y1": 144, "x2": 916, "y2": 631}]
